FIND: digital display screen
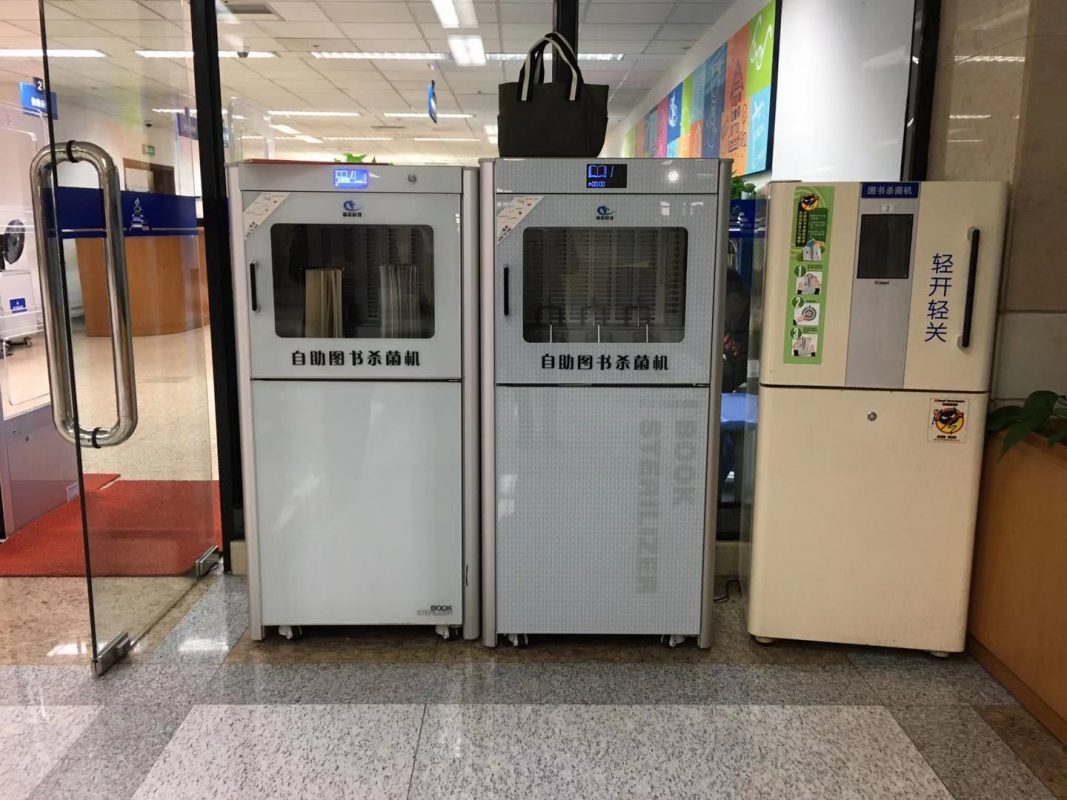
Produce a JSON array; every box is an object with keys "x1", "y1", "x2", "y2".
[
  {"x1": 333, "y1": 167, "x2": 369, "y2": 190},
  {"x1": 586, "y1": 163, "x2": 627, "y2": 189},
  {"x1": 857, "y1": 214, "x2": 914, "y2": 280}
]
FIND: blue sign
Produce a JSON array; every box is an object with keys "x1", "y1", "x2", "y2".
[
  {"x1": 333, "y1": 167, "x2": 369, "y2": 190},
  {"x1": 19, "y1": 78, "x2": 57, "y2": 120},
  {"x1": 666, "y1": 83, "x2": 683, "y2": 144},
  {"x1": 861, "y1": 182, "x2": 919, "y2": 199},
  {"x1": 176, "y1": 111, "x2": 198, "y2": 140},
  {"x1": 427, "y1": 79, "x2": 438, "y2": 124},
  {"x1": 54, "y1": 187, "x2": 197, "y2": 239},
  {"x1": 9, "y1": 297, "x2": 27, "y2": 313}
]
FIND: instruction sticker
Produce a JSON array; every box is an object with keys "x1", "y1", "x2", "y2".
[
  {"x1": 243, "y1": 192, "x2": 289, "y2": 238},
  {"x1": 929, "y1": 397, "x2": 968, "y2": 443},
  {"x1": 496, "y1": 195, "x2": 542, "y2": 243},
  {"x1": 784, "y1": 185, "x2": 834, "y2": 364}
]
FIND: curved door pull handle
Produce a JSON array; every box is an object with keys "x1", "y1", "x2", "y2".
[
  {"x1": 30, "y1": 141, "x2": 137, "y2": 448},
  {"x1": 250, "y1": 261, "x2": 259, "y2": 312},
  {"x1": 959, "y1": 227, "x2": 980, "y2": 349}
]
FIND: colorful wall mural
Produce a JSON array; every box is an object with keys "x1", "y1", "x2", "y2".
[{"x1": 622, "y1": 1, "x2": 778, "y2": 176}]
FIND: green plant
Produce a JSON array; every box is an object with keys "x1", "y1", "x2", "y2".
[
  {"x1": 731, "y1": 174, "x2": 755, "y2": 199},
  {"x1": 335, "y1": 152, "x2": 367, "y2": 163},
  {"x1": 986, "y1": 390, "x2": 1067, "y2": 455}
]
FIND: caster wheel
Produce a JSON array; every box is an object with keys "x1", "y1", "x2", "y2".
[
  {"x1": 928, "y1": 650, "x2": 950, "y2": 659},
  {"x1": 278, "y1": 625, "x2": 302, "y2": 640},
  {"x1": 753, "y1": 636, "x2": 776, "y2": 646},
  {"x1": 505, "y1": 633, "x2": 528, "y2": 649},
  {"x1": 435, "y1": 624, "x2": 460, "y2": 641},
  {"x1": 662, "y1": 634, "x2": 687, "y2": 648}
]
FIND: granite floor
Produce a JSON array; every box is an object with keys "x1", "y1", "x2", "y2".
[{"x1": 1, "y1": 573, "x2": 1065, "y2": 800}]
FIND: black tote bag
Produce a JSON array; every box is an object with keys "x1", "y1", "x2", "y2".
[{"x1": 497, "y1": 32, "x2": 608, "y2": 158}]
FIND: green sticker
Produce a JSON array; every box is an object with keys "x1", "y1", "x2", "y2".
[{"x1": 783, "y1": 185, "x2": 834, "y2": 365}]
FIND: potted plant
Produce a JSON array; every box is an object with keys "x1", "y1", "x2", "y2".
[
  {"x1": 986, "y1": 390, "x2": 1067, "y2": 453},
  {"x1": 968, "y1": 389, "x2": 1067, "y2": 746}
]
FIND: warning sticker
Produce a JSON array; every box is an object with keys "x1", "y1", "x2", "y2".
[
  {"x1": 496, "y1": 195, "x2": 542, "y2": 243},
  {"x1": 929, "y1": 397, "x2": 968, "y2": 443},
  {"x1": 784, "y1": 186, "x2": 834, "y2": 364},
  {"x1": 243, "y1": 192, "x2": 289, "y2": 237}
]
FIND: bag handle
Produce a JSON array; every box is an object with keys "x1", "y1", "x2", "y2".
[{"x1": 518, "y1": 32, "x2": 584, "y2": 102}]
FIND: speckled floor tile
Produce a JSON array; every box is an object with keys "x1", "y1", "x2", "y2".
[
  {"x1": 132, "y1": 704, "x2": 422, "y2": 800},
  {"x1": 978, "y1": 706, "x2": 1067, "y2": 798},
  {"x1": 28, "y1": 704, "x2": 192, "y2": 800},
  {"x1": 136, "y1": 575, "x2": 247, "y2": 666},
  {"x1": 226, "y1": 625, "x2": 439, "y2": 665},
  {"x1": 848, "y1": 649, "x2": 1018, "y2": 705},
  {"x1": 410, "y1": 704, "x2": 952, "y2": 799},
  {"x1": 0, "y1": 705, "x2": 101, "y2": 800},
  {"x1": 891, "y1": 705, "x2": 1053, "y2": 799}
]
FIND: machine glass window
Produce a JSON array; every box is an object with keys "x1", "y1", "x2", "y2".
[
  {"x1": 856, "y1": 213, "x2": 914, "y2": 280},
  {"x1": 521, "y1": 227, "x2": 688, "y2": 343},
  {"x1": 270, "y1": 224, "x2": 434, "y2": 338}
]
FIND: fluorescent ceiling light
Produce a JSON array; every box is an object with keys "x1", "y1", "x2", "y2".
[
  {"x1": 949, "y1": 114, "x2": 991, "y2": 119},
  {"x1": 954, "y1": 54, "x2": 1025, "y2": 63},
  {"x1": 414, "y1": 136, "x2": 481, "y2": 142},
  {"x1": 153, "y1": 107, "x2": 192, "y2": 114},
  {"x1": 448, "y1": 35, "x2": 486, "y2": 66},
  {"x1": 487, "y1": 52, "x2": 624, "y2": 62},
  {"x1": 137, "y1": 50, "x2": 275, "y2": 59},
  {"x1": 295, "y1": 134, "x2": 322, "y2": 144},
  {"x1": 0, "y1": 49, "x2": 104, "y2": 58},
  {"x1": 430, "y1": 0, "x2": 478, "y2": 29},
  {"x1": 269, "y1": 110, "x2": 360, "y2": 117},
  {"x1": 269, "y1": 123, "x2": 301, "y2": 135},
  {"x1": 386, "y1": 111, "x2": 472, "y2": 119},
  {"x1": 311, "y1": 51, "x2": 446, "y2": 60},
  {"x1": 321, "y1": 136, "x2": 394, "y2": 141},
  {"x1": 483, "y1": 124, "x2": 497, "y2": 136}
]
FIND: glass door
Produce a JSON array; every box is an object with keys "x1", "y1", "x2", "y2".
[{"x1": 33, "y1": 0, "x2": 219, "y2": 674}]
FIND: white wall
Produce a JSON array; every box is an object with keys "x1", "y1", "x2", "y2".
[{"x1": 605, "y1": 0, "x2": 915, "y2": 183}]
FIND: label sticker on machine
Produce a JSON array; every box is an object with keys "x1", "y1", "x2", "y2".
[
  {"x1": 783, "y1": 185, "x2": 834, "y2": 364},
  {"x1": 9, "y1": 297, "x2": 26, "y2": 313},
  {"x1": 496, "y1": 195, "x2": 542, "y2": 243},
  {"x1": 243, "y1": 192, "x2": 289, "y2": 237},
  {"x1": 929, "y1": 398, "x2": 968, "y2": 443}
]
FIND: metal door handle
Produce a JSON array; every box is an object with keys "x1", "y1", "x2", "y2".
[
  {"x1": 959, "y1": 227, "x2": 980, "y2": 349},
  {"x1": 503, "y1": 265, "x2": 510, "y2": 317},
  {"x1": 30, "y1": 140, "x2": 137, "y2": 448},
  {"x1": 249, "y1": 261, "x2": 259, "y2": 311}
]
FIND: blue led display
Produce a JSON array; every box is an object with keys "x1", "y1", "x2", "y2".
[
  {"x1": 586, "y1": 163, "x2": 627, "y2": 189},
  {"x1": 334, "y1": 167, "x2": 369, "y2": 190}
]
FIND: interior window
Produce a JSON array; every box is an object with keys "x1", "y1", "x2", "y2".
[
  {"x1": 270, "y1": 224, "x2": 434, "y2": 339},
  {"x1": 521, "y1": 227, "x2": 688, "y2": 343}
]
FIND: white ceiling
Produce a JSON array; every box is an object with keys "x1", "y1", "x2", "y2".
[{"x1": 0, "y1": 0, "x2": 733, "y2": 164}]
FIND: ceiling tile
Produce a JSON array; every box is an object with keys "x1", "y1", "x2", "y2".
[
  {"x1": 655, "y1": 24, "x2": 704, "y2": 41},
  {"x1": 257, "y1": 20, "x2": 345, "y2": 38},
  {"x1": 321, "y1": 2, "x2": 415, "y2": 23},
  {"x1": 336, "y1": 22, "x2": 425, "y2": 39},
  {"x1": 581, "y1": 23, "x2": 661, "y2": 41},
  {"x1": 668, "y1": 3, "x2": 732, "y2": 24},
  {"x1": 48, "y1": 0, "x2": 164, "y2": 20},
  {"x1": 641, "y1": 40, "x2": 693, "y2": 55},
  {"x1": 2, "y1": 1, "x2": 68, "y2": 20},
  {"x1": 584, "y1": 4, "x2": 671, "y2": 24},
  {"x1": 94, "y1": 20, "x2": 187, "y2": 37},
  {"x1": 270, "y1": 2, "x2": 330, "y2": 22}
]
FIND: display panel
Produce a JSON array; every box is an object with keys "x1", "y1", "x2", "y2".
[
  {"x1": 271, "y1": 224, "x2": 434, "y2": 338},
  {"x1": 586, "y1": 163, "x2": 627, "y2": 189},
  {"x1": 522, "y1": 227, "x2": 688, "y2": 343},
  {"x1": 856, "y1": 214, "x2": 913, "y2": 280},
  {"x1": 333, "y1": 167, "x2": 369, "y2": 189}
]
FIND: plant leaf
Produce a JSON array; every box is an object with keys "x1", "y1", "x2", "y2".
[
  {"x1": 986, "y1": 405, "x2": 1022, "y2": 432},
  {"x1": 1021, "y1": 390, "x2": 1059, "y2": 421},
  {"x1": 1001, "y1": 422, "x2": 1033, "y2": 455}
]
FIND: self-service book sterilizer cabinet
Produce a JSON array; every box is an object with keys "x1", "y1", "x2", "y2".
[
  {"x1": 745, "y1": 180, "x2": 1008, "y2": 654},
  {"x1": 480, "y1": 159, "x2": 731, "y2": 648},
  {"x1": 230, "y1": 161, "x2": 479, "y2": 640}
]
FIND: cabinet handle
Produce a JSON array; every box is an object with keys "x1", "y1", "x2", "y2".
[
  {"x1": 503, "y1": 265, "x2": 510, "y2": 317},
  {"x1": 250, "y1": 261, "x2": 259, "y2": 312},
  {"x1": 959, "y1": 227, "x2": 980, "y2": 349}
]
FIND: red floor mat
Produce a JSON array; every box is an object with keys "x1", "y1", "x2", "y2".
[{"x1": 0, "y1": 478, "x2": 221, "y2": 577}]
